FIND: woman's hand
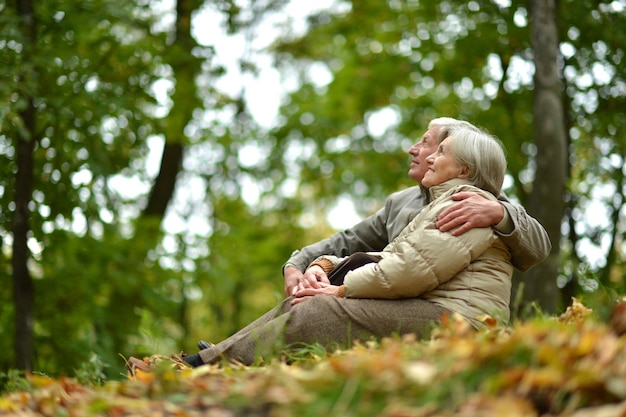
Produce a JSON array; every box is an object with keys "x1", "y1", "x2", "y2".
[
  {"x1": 290, "y1": 284, "x2": 340, "y2": 305},
  {"x1": 285, "y1": 265, "x2": 332, "y2": 297},
  {"x1": 300, "y1": 265, "x2": 331, "y2": 289}
]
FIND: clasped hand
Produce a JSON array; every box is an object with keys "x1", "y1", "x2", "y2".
[
  {"x1": 286, "y1": 264, "x2": 339, "y2": 305},
  {"x1": 290, "y1": 283, "x2": 340, "y2": 305}
]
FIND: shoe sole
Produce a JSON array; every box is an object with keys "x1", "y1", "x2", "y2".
[{"x1": 197, "y1": 340, "x2": 212, "y2": 350}]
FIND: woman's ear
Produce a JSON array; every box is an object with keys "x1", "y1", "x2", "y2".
[{"x1": 458, "y1": 166, "x2": 470, "y2": 179}]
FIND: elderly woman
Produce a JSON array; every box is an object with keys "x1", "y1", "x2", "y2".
[
  {"x1": 129, "y1": 124, "x2": 512, "y2": 370},
  {"x1": 299, "y1": 125, "x2": 512, "y2": 329}
]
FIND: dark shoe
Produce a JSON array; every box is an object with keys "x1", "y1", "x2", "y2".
[
  {"x1": 197, "y1": 340, "x2": 213, "y2": 350},
  {"x1": 182, "y1": 353, "x2": 204, "y2": 368}
]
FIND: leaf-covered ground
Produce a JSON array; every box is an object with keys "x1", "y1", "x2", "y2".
[{"x1": 3, "y1": 299, "x2": 626, "y2": 417}]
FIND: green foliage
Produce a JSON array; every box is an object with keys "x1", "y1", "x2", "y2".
[
  {"x1": 2, "y1": 0, "x2": 625, "y2": 380},
  {"x1": 1, "y1": 0, "x2": 165, "y2": 234},
  {"x1": 74, "y1": 353, "x2": 108, "y2": 386},
  {"x1": 0, "y1": 370, "x2": 31, "y2": 395},
  {"x1": 0, "y1": 245, "x2": 14, "y2": 370},
  {"x1": 186, "y1": 195, "x2": 306, "y2": 344},
  {"x1": 28, "y1": 227, "x2": 182, "y2": 377},
  {"x1": 1, "y1": 0, "x2": 200, "y2": 376}
]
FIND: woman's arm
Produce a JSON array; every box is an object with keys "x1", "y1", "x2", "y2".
[
  {"x1": 344, "y1": 226, "x2": 496, "y2": 299},
  {"x1": 343, "y1": 191, "x2": 498, "y2": 299}
]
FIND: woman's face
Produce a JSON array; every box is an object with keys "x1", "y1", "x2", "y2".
[{"x1": 422, "y1": 138, "x2": 468, "y2": 187}]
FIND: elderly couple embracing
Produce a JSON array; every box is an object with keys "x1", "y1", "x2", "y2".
[{"x1": 128, "y1": 117, "x2": 550, "y2": 372}]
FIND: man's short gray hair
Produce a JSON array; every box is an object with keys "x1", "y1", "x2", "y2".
[{"x1": 428, "y1": 117, "x2": 481, "y2": 144}]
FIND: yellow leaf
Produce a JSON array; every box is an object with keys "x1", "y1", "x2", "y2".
[
  {"x1": 27, "y1": 373, "x2": 55, "y2": 388},
  {"x1": 0, "y1": 398, "x2": 20, "y2": 412},
  {"x1": 404, "y1": 361, "x2": 437, "y2": 385},
  {"x1": 558, "y1": 297, "x2": 593, "y2": 323},
  {"x1": 519, "y1": 368, "x2": 564, "y2": 390},
  {"x1": 128, "y1": 369, "x2": 156, "y2": 384}
]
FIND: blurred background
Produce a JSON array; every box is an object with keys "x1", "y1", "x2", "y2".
[{"x1": 1, "y1": 0, "x2": 624, "y2": 379}]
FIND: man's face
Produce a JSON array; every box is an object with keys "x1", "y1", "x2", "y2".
[{"x1": 408, "y1": 125, "x2": 441, "y2": 183}]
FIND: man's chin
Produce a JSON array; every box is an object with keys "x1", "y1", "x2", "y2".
[{"x1": 408, "y1": 170, "x2": 423, "y2": 183}]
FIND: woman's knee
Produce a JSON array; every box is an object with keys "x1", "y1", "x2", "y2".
[{"x1": 293, "y1": 294, "x2": 340, "y2": 315}]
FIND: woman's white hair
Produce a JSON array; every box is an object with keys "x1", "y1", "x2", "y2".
[{"x1": 444, "y1": 124, "x2": 507, "y2": 196}]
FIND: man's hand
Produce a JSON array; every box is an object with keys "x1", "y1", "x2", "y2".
[
  {"x1": 284, "y1": 265, "x2": 331, "y2": 297},
  {"x1": 436, "y1": 191, "x2": 504, "y2": 236},
  {"x1": 284, "y1": 266, "x2": 303, "y2": 297}
]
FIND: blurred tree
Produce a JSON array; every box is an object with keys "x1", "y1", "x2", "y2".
[
  {"x1": 1, "y1": 0, "x2": 172, "y2": 373},
  {"x1": 142, "y1": 0, "x2": 200, "y2": 218},
  {"x1": 139, "y1": 0, "x2": 203, "y2": 350},
  {"x1": 0, "y1": 0, "x2": 298, "y2": 376},
  {"x1": 12, "y1": 0, "x2": 37, "y2": 372},
  {"x1": 525, "y1": 0, "x2": 566, "y2": 313},
  {"x1": 558, "y1": 0, "x2": 626, "y2": 299}
]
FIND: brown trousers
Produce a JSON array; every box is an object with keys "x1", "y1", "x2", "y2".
[{"x1": 198, "y1": 294, "x2": 449, "y2": 366}]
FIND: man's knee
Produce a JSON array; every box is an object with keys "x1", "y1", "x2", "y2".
[{"x1": 286, "y1": 296, "x2": 354, "y2": 347}]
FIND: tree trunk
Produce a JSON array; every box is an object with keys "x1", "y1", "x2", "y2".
[
  {"x1": 143, "y1": 143, "x2": 184, "y2": 217},
  {"x1": 142, "y1": 0, "x2": 200, "y2": 219},
  {"x1": 13, "y1": 0, "x2": 37, "y2": 371},
  {"x1": 525, "y1": 0, "x2": 567, "y2": 314},
  {"x1": 601, "y1": 170, "x2": 625, "y2": 287}
]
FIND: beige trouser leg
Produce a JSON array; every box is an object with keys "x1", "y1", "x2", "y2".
[{"x1": 198, "y1": 295, "x2": 449, "y2": 365}]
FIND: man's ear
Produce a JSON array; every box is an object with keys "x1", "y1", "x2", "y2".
[{"x1": 458, "y1": 166, "x2": 470, "y2": 179}]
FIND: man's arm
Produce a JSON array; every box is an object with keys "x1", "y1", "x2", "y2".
[
  {"x1": 496, "y1": 201, "x2": 552, "y2": 271},
  {"x1": 436, "y1": 191, "x2": 551, "y2": 271},
  {"x1": 284, "y1": 221, "x2": 387, "y2": 272},
  {"x1": 283, "y1": 186, "x2": 426, "y2": 275}
]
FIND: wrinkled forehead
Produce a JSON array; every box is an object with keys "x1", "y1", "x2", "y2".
[
  {"x1": 441, "y1": 134, "x2": 461, "y2": 149},
  {"x1": 436, "y1": 136, "x2": 454, "y2": 151},
  {"x1": 422, "y1": 125, "x2": 441, "y2": 143}
]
